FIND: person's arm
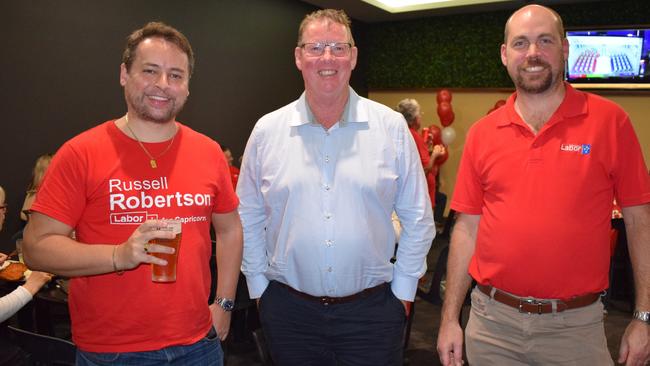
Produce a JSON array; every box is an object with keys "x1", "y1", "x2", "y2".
[
  {"x1": 23, "y1": 212, "x2": 175, "y2": 277},
  {"x1": 425, "y1": 144, "x2": 446, "y2": 173},
  {"x1": 393, "y1": 120, "x2": 436, "y2": 310},
  {"x1": 208, "y1": 209, "x2": 243, "y2": 341},
  {"x1": 237, "y1": 126, "x2": 271, "y2": 299},
  {"x1": 0, "y1": 271, "x2": 52, "y2": 323},
  {"x1": 618, "y1": 203, "x2": 650, "y2": 366},
  {"x1": 437, "y1": 213, "x2": 480, "y2": 366}
]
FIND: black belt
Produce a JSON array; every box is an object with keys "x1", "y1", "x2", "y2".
[
  {"x1": 478, "y1": 284, "x2": 601, "y2": 314},
  {"x1": 277, "y1": 282, "x2": 387, "y2": 306}
]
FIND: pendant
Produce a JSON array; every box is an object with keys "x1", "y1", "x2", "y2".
[{"x1": 150, "y1": 159, "x2": 157, "y2": 169}]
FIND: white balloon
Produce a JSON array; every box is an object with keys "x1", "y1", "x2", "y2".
[{"x1": 441, "y1": 126, "x2": 456, "y2": 145}]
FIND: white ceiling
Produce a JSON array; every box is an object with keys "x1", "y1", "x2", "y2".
[{"x1": 299, "y1": 0, "x2": 608, "y2": 23}]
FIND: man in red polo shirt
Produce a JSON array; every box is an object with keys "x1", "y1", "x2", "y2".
[{"x1": 437, "y1": 4, "x2": 650, "y2": 366}]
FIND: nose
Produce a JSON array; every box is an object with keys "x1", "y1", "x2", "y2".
[
  {"x1": 321, "y1": 46, "x2": 336, "y2": 60},
  {"x1": 526, "y1": 43, "x2": 541, "y2": 57},
  {"x1": 154, "y1": 73, "x2": 170, "y2": 88}
]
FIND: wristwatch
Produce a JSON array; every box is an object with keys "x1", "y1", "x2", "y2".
[
  {"x1": 216, "y1": 297, "x2": 235, "y2": 312},
  {"x1": 632, "y1": 310, "x2": 650, "y2": 324}
]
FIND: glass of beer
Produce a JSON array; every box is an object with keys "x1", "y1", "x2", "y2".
[{"x1": 150, "y1": 219, "x2": 182, "y2": 282}]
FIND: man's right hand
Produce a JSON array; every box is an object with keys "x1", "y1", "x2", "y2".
[
  {"x1": 437, "y1": 320, "x2": 465, "y2": 366},
  {"x1": 113, "y1": 220, "x2": 176, "y2": 271}
]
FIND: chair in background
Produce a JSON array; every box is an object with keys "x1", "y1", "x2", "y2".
[{"x1": 6, "y1": 325, "x2": 76, "y2": 366}]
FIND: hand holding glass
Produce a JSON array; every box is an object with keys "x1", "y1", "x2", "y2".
[{"x1": 150, "y1": 220, "x2": 182, "y2": 282}]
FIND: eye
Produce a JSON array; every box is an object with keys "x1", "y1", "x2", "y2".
[
  {"x1": 512, "y1": 40, "x2": 527, "y2": 49},
  {"x1": 308, "y1": 44, "x2": 324, "y2": 53},
  {"x1": 170, "y1": 73, "x2": 183, "y2": 80}
]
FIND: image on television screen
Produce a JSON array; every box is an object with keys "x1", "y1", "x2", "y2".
[{"x1": 565, "y1": 27, "x2": 650, "y2": 87}]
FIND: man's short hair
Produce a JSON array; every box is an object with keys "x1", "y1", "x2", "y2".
[
  {"x1": 396, "y1": 98, "x2": 420, "y2": 126},
  {"x1": 297, "y1": 9, "x2": 355, "y2": 47},
  {"x1": 503, "y1": 5, "x2": 565, "y2": 44},
  {"x1": 122, "y1": 21, "x2": 195, "y2": 78}
]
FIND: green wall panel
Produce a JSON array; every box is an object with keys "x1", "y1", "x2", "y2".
[{"x1": 366, "y1": 0, "x2": 649, "y2": 88}]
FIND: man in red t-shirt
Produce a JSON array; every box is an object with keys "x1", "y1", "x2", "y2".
[
  {"x1": 223, "y1": 147, "x2": 240, "y2": 189},
  {"x1": 23, "y1": 22, "x2": 243, "y2": 365},
  {"x1": 396, "y1": 98, "x2": 446, "y2": 210},
  {"x1": 437, "y1": 5, "x2": 650, "y2": 366}
]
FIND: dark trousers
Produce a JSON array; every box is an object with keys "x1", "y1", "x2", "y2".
[{"x1": 259, "y1": 281, "x2": 406, "y2": 366}]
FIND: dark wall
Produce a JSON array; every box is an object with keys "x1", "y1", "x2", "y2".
[
  {"x1": 0, "y1": 0, "x2": 369, "y2": 250},
  {"x1": 366, "y1": 0, "x2": 649, "y2": 88}
]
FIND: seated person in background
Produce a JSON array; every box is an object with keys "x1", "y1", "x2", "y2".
[
  {"x1": 20, "y1": 153, "x2": 53, "y2": 224},
  {"x1": 0, "y1": 186, "x2": 52, "y2": 323}
]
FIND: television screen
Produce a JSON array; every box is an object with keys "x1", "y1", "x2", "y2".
[{"x1": 565, "y1": 26, "x2": 650, "y2": 89}]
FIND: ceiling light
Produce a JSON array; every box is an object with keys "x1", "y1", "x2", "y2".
[{"x1": 361, "y1": 0, "x2": 510, "y2": 13}]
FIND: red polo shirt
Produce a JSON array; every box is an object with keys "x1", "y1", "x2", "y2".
[{"x1": 451, "y1": 84, "x2": 650, "y2": 299}]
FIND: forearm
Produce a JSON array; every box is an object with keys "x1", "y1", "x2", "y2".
[
  {"x1": 623, "y1": 204, "x2": 650, "y2": 310},
  {"x1": 440, "y1": 213, "x2": 479, "y2": 324},
  {"x1": 23, "y1": 231, "x2": 114, "y2": 277},
  {"x1": 213, "y1": 210, "x2": 244, "y2": 300},
  {"x1": 215, "y1": 229, "x2": 243, "y2": 300}
]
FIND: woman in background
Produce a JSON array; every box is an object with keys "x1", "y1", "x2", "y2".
[{"x1": 20, "y1": 153, "x2": 53, "y2": 223}]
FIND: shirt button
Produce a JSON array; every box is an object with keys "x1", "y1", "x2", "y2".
[
  {"x1": 327, "y1": 267, "x2": 332, "y2": 272},
  {"x1": 325, "y1": 240, "x2": 333, "y2": 247},
  {"x1": 325, "y1": 155, "x2": 330, "y2": 163},
  {"x1": 324, "y1": 184, "x2": 330, "y2": 191},
  {"x1": 325, "y1": 213, "x2": 332, "y2": 219}
]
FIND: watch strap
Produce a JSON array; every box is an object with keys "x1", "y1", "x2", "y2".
[{"x1": 632, "y1": 310, "x2": 650, "y2": 324}]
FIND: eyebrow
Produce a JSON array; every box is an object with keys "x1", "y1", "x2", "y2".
[{"x1": 142, "y1": 62, "x2": 187, "y2": 74}]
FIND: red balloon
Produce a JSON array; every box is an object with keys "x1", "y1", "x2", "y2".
[
  {"x1": 437, "y1": 101, "x2": 452, "y2": 119},
  {"x1": 494, "y1": 99, "x2": 506, "y2": 108},
  {"x1": 440, "y1": 110, "x2": 455, "y2": 127},
  {"x1": 435, "y1": 147, "x2": 449, "y2": 165},
  {"x1": 436, "y1": 89, "x2": 452, "y2": 104},
  {"x1": 426, "y1": 125, "x2": 442, "y2": 146}
]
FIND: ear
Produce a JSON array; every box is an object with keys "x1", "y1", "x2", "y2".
[
  {"x1": 295, "y1": 47, "x2": 303, "y2": 71},
  {"x1": 562, "y1": 37, "x2": 569, "y2": 61},
  {"x1": 350, "y1": 46, "x2": 358, "y2": 70},
  {"x1": 500, "y1": 43, "x2": 507, "y2": 67},
  {"x1": 120, "y1": 63, "x2": 128, "y2": 87}
]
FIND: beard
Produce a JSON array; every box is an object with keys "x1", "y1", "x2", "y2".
[
  {"x1": 513, "y1": 58, "x2": 561, "y2": 94},
  {"x1": 125, "y1": 89, "x2": 186, "y2": 124}
]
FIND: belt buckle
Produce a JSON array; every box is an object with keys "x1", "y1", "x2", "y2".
[{"x1": 519, "y1": 298, "x2": 547, "y2": 314}]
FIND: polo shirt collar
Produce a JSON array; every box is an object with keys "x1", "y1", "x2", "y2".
[
  {"x1": 499, "y1": 82, "x2": 588, "y2": 129},
  {"x1": 289, "y1": 87, "x2": 366, "y2": 128}
]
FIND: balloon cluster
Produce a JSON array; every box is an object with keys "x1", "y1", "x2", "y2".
[
  {"x1": 422, "y1": 89, "x2": 457, "y2": 165},
  {"x1": 487, "y1": 99, "x2": 506, "y2": 114}
]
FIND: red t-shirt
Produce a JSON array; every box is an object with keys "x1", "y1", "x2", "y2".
[
  {"x1": 229, "y1": 165, "x2": 240, "y2": 189},
  {"x1": 451, "y1": 84, "x2": 650, "y2": 299},
  {"x1": 32, "y1": 121, "x2": 239, "y2": 352},
  {"x1": 409, "y1": 127, "x2": 436, "y2": 208}
]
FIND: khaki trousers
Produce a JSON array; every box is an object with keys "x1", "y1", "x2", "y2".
[{"x1": 465, "y1": 287, "x2": 613, "y2": 366}]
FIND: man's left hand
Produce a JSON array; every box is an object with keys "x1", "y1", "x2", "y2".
[
  {"x1": 618, "y1": 320, "x2": 650, "y2": 365},
  {"x1": 209, "y1": 303, "x2": 232, "y2": 341},
  {"x1": 401, "y1": 300, "x2": 412, "y2": 317}
]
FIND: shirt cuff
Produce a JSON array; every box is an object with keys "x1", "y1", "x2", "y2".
[
  {"x1": 245, "y1": 274, "x2": 270, "y2": 299},
  {"x1": 16, "y1": 285, "x2": 34, "y2": 303},
  {"x1": 391, "y1": 272, "x2": 418, "y2": 302}
]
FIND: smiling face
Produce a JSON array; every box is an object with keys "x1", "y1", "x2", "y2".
[
  {"x1": 295, "y1": 19, "x2": 357, "y2": 102},
  {"x1": 120, "y1": 37, "x2": 190, "y2": 124},
  {"x1": 501, "y1": 5, "x2": 568, "y2": 95}
]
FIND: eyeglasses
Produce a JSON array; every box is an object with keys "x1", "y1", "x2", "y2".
[{"x1": 300, "y1": 42, "x2": 352, "y2": 57}]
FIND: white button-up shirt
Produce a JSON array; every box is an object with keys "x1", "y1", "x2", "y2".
[{"x1": 238, "y1": 88, "x2": 434, "y2": 301}]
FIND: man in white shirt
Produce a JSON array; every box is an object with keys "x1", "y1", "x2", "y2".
[{"x1": 238, "y1": 9, "x2": 434, "y2": 365}]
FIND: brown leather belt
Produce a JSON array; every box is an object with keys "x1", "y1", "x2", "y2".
[
  {"x1": 277, "y1": 281, "x2": 387, "y2": 306},
  {"x1": 477, "y1": 284, "x2": 601, "y2": 314}
]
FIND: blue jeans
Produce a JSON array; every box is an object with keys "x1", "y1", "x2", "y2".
[{"x1": 76, "y1": 327, "x2": 222, "y2": 366}]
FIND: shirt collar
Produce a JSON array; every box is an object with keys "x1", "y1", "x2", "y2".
[
  {"x1": 289, "y1": 87, "x2": 367, "y2": 127},
  {"x1": 499, "y1": 82, "x2": 588, "y2": 128}
]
